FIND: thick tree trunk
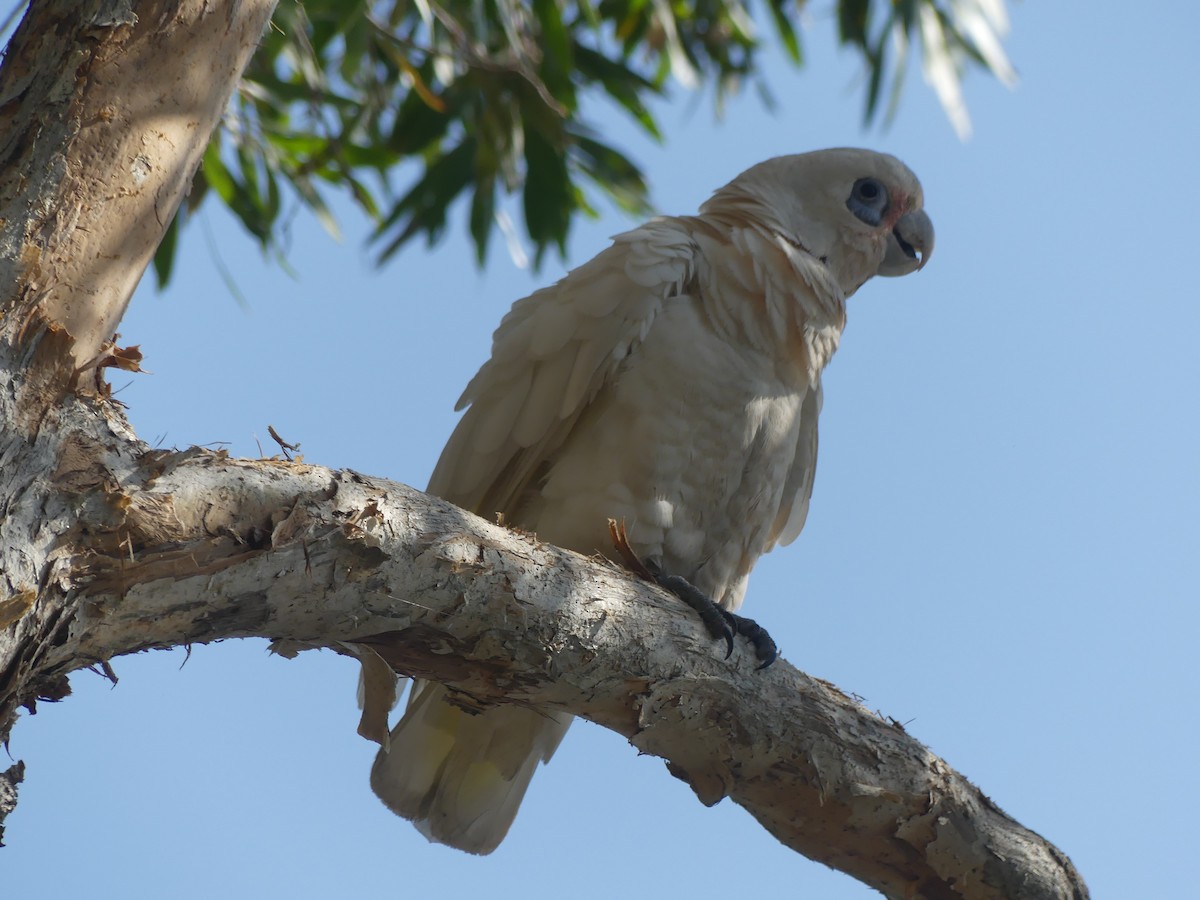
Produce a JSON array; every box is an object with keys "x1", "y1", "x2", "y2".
[
  {"x1": 0, "y1": 3, "x2": 1089, "y2": 898},
  {"x1": 0, "y1": 0, "x2": 278, "y2": 846},
  {"x1": 0, "y1": 0, "x2": 278, "y2": 376}
]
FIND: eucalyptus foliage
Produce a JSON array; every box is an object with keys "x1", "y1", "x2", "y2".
[{"x1": 153, "y1": 0, "x2": 1013, "y2": 282}]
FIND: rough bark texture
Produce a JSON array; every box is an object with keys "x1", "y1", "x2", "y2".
[
  {"x1": 0, "y1": 0, "x2": 278, "y2": 376},
  {"x1": 0, "y1": 0, "x2": 279, "y2": 844},
  {"x1": 4, "y1": 448, "x2": 1088, "y2": 899},
  {"x1": 0, "y1": 2, "x2": 1090, "y2": 897}
]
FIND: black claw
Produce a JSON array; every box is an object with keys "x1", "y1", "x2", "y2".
[
  {"x1": 650, "y1": 566, "x2": 776, "y2": 667},
  {"x1": 731, "y1": 613, "x2": 778, "y2": 669}
]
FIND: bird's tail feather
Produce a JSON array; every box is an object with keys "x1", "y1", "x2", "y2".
[{"x1": 370, "y1": 680, "x2": 571, "y2": 855}]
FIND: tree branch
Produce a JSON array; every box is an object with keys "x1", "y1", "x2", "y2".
[{"x1": 1, "y1": 441, "x2": 1086, "y2": 899}]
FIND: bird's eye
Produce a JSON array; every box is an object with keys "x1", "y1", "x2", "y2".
[
  {"x1": 855, "y1": 179, "x2": 882, "y2": 202},
  {"x1": 846, "y1": 177, "x2": 889, "y2": 226}
]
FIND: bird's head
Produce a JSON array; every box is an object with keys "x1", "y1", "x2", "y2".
[{"x1": 703, "y1": 148, "x2": 934, "y2": 291}]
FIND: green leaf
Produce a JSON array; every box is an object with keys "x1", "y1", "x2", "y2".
[
  {"x1": 389, "y1": 83, "x2": 454, "y2": 156},
  {"x1": 576, "y1": 0, "x2": 600, "y2": 29},
  {"x1": 522, "y1": 126, "x2": 572, "y2": 266},
  {"x1": 573, "y1": 45, "x2": 663, "y2": 140},
  {"x1": 293, "y1": 178, "x2": 342, "y2": 241},
  {"x1": 572, "y1": 134, "x2": 650, "y2": 214},
  {"x1": 339, "y1": 142, "x2": 400, "y2": 170},
  {"x1": 153, "y1": 207, "x2": 181, "y2": 288},
  {"x1": 837, "y1": 0, "x2": 870, "y2": 47},
  {"x1": 343, "y1": 173, "x2": 383, "y2": 220},
  {"x1": 767, "y1": 0, "x2": 803, "y2": 64},
  {"x1": 375, "y1": 137, "x2": 478, "y2": 262},
  {"x1": 202, "y1": 144, "x2": 236, "y2": 205},
  {"x1": 864, "y1": 39, "x2": 886, "y2": 124},
  {"x1": 266, "y1": 134, "x2": 330, "y2": 157},
  {"x1": 469, "y1": 176, "x2": 496, "y2": 266},
  {"x1": 533, "y1": 0, "x2": 575, "y2": 103}
]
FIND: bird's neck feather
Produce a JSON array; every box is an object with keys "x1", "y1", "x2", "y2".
[{"x1": 685, "y1": 216, "x2": 847, "y2": 385}]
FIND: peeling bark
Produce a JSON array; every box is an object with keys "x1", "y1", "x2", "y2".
[
  {"x1": 3, "y1": 445, "x2": 1087, "y2": 899},
  {"x1": 0, "y1": 0, "x2": 278, "y2": 848},
  {"x1": 0, "y1": 2, "x2": 1090, "y2": 897}
]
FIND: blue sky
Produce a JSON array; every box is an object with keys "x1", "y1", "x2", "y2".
[{"x1": 7, "y1": 3, "x2": 1198, "y2": 897}]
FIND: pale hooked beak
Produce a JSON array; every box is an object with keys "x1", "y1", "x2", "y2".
[{"x1": 878, "y1": 208, "x2": 934, "y2": 276}]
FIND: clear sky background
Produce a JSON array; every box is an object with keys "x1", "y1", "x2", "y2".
[{"x1": 6, "y1": 3, "x2": 1198, "y2": 898}]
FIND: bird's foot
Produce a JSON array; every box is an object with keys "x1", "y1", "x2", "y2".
[
  {"x1": 728, "y1": 612, "x2": 778, "y2": 670},
  {"x1": 608, "y1": 519, "x2": 778, "y2": 668}
]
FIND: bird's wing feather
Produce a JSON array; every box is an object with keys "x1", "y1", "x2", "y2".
[
  {"x1": 767, "y1": 381, "x2": 823, "y2": 548},
  {"x1": 428, "y1": 219, "x2": 699, "y2": 519},
  {"x1": 375, "y1": 220, "x2": 698, "y2": 855}
]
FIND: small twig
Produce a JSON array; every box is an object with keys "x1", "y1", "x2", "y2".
[
  {"x1": 86, "y1": 660, "x2": 120, "y2": 686},
  {"x1": 268, "y1": 425, "x2": 300, "y2": 460},
  {"x1": 119, "y1": 531, "x2": 135, "y2": 563},
  {"x1": 396, "y1": 5, "x2": 568, "y2": 118}
]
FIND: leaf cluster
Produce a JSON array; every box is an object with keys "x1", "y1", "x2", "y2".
[{"x1": 150, "y1": 0, "x2": 1014, "y2": 284}]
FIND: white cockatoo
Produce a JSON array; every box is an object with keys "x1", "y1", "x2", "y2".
[{"x1": 370, "y1": 148, "x2": 933, "y2": 854}]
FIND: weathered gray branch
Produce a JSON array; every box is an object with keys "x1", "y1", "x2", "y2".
[{"x1": 2, "y1": 439, "x2": 1087, "y2": 899}]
